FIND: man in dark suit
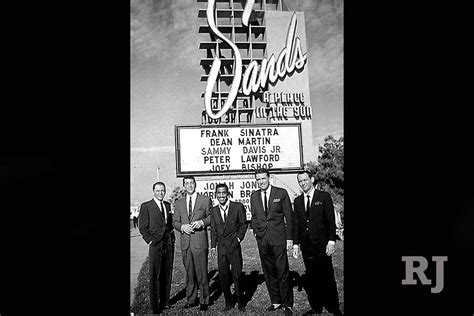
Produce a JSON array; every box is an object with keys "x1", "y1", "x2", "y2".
[
  {"x1": 210, "y1": 183, "x2": 248, "y2": 312},
  {"x1": 293, "y1": 170, "x2": 342, "y2": 315},
  {"x1": 138, "y1": 181, "x2": 175, "y2": 314},
  {"x1": 250, "y1": 168, "x2": 294, "y2": 315},
  {"x1": 173, "y1": 175, "x2": 212, "y2": 311}
]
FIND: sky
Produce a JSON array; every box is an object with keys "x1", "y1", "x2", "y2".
[{"x1": 130, "y1": 0, "x2": 343, "y2": 205}]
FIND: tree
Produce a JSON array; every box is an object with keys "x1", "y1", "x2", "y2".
[
  {"x1": 306, "y1": 135, "x2": 344, "y2": 226},
  {"x1": 168, "y1": 186, "x2": 186, "y2": 213}
]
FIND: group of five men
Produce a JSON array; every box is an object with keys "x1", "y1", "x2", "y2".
[{"x1": 139, "y1": 168, "x2": 342, "y2": 315}]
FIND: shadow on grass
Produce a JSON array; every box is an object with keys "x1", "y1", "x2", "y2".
[
  {"x1": 169, "y1": 268, "x2": 266, "y2": 308},
  {"x1": 208, "y1": 269, "x2": 221, "y2": 305},
  {"x1": 208, "y1": 269, "x2": 266, "y2": 307},
  {"x1": 168, "y1": 287, "x2": 185, "y2": 306},
  {"x1": 168, "y1": 269, "x2": 220, "y2": 306},
  {"x1": 290, "y1": 270, "x2": 304, "y2": 291},
  {"x1": 209, "y1": 269, "x2": 267, "y2": 307},
  {"x1": 241, "y1": 270, "x2": 265, "y2": 306}
]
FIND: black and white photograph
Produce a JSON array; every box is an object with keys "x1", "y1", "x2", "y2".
[
  {"x1": 130, "y1": 0, "x2": 343, "y2": 314},
  {"x1": 3, "y1": 0, "x2": 474, "y2": 315}
]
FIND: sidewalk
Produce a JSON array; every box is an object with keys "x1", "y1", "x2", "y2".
[{"x1": 130, "y1": 225, "x2": 149, "y2": 306}]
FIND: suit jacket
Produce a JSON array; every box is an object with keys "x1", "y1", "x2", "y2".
[
  {"x1": 139, "y1": 199, "x2": 175, "y2": 244},
  {"x1": 173, "y1": 193, "x2": 212, "y2": 250},
  {"x1": 250, "y1": 186, "x2": 293, "y2": 246},
  {"x1": 210, "y1": 201, "x2": 248, "y2": 255},
  {"x1": 293, "y1": 189, "x2": 336, "y2": 253}
]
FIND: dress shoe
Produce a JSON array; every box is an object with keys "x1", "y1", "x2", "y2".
[
  {"x1": 200, "y1": 304, "x2": 208, "y2": 311},
  {"x1": 283, "y1": 307, "x2": 293, "y2": 315},
  {"x1": 265, "y1": 304, "x2": 282, "y2": 311},
  {"x1": 184, "y1": 302, "x2": 198, "y2": 309}
]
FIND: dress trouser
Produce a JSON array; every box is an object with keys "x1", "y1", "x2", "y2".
[
  {"x1": 182, "y1": 247, "x2": 209, "y2": 305},
  {"x1": 302, "y1": 249, "x2": 341, "y2": 313},
  {"x1": 218, "y1": 245, "x2": 243, "y2": 306},
  {"x1": 257, "y1": 234, "x2": 293, "y2": 307},
  {"x1": 149, "y1": 234, "x2": 174, "y2": 313}
]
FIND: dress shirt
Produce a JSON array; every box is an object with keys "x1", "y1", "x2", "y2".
[
  {"x1": 260, "y1": 184, "x2": 272, "y2": 209},
  {"x1": 305, "y1": 187, "x2": 315, "y2": 213},
  {"x1": 153, "y1": 197, "x2": 167, "y2": 222},
  {"x1": 181, "y1": 192, "x2": 203, "y2": 233},
  {"x1": 219, "y1": 200, "x2": 230, "y2": 222},
  {"x1": 187, "y1": 192, "x2": 197, "y2": 217}
]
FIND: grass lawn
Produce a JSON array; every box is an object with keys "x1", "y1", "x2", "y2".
[{"x1": 131, "y1": 229, "x2": 344, "y2": 315}]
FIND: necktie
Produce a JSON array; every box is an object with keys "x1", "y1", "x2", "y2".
[
  {"x1": 160, "y1": 201, "x2": 165, "y2": 220},
  {"x1": 264, "y1": 190, "x2": 268, "y2": 216},
  {"x1": 223, "y1": 206, "x2": 227, "y2": 223},
  {"x1": 306, "y1": 195, "x2": 311, "y2": 218},
  {"x1": 188, "y1": 197, "x2": 193, "y2": 221}
]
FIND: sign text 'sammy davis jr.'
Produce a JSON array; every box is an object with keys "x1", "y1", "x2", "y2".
[{"x1": 175, "y1": 124, "x2": 303, "y2": 176}]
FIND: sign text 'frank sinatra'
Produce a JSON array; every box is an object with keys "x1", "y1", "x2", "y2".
[
  {"x1": 204, "y1": 0, "x2": 307, "y2": 120},
  {"x1": 175, "y1": 124, "x2": 303, "y2": 176}
]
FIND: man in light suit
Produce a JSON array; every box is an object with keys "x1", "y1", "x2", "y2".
[
  {"x1": 210, "y1": 183, "x2": 248, "y2": 312},
  {"x1": 250, "y1": 168, "x2": 294, "y2": 315},
  {"x1": 173, "y1": 175, "x2": 212, "y2": 311},
  {"x1": 293, "y1": 170, "x2": 342, "y2": 315},
  {"x1": 138, "y1": 182, "x2": 175, "y2": 314}
]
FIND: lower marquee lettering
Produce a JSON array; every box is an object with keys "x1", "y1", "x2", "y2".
[
  {"x1": 239, "y1": 181, "x2": 259, "y2": 189},
  {"x1": 201, "y1": 191, "x2": 234, "y2": 199},
  {"x1": 203, "y1": 182, "x2": 235, "y2": 190},
  {"x1": 240, "y1": 190, "x2": 256, "y2": 198}
]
